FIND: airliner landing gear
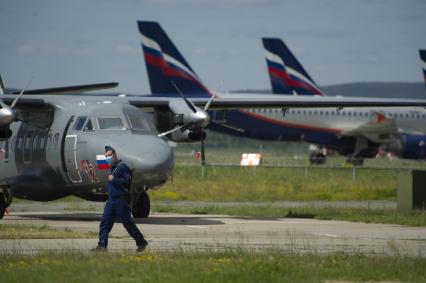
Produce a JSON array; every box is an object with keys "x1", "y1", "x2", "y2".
[
  {"x1": 309, "y1": 152, "x2": 326, "y2": 165},
  {"x1": 346, "y1": 157, "x2": 364, "y2": 166},
  {"x1": 131, "y1": 191, "x2": 150, "y2": 218}
]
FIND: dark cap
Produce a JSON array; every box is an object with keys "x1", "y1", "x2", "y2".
[{"x1": 105, "y1": 146, "x2": 116, "y2": 153}]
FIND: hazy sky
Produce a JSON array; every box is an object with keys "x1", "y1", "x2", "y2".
[{"x1": 1, "y1": 0, "x2": 425, "y2": 93}]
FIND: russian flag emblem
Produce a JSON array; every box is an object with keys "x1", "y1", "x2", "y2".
[{"x1": 96, "y1": 155, "x2": 110, "y2": 170}]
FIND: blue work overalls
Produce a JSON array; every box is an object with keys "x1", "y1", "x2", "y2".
[{"x1": 98, "y1": 161, "x2": 145, "y2": 248}]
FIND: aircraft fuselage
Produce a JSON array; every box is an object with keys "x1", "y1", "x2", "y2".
[{"x1": 0, "y1": 98, "x2": 174, "y2": 202}]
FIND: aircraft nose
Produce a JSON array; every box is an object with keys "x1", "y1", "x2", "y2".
[{"x1": 117, "y1": 135, "x2": 174, "y2": 185}]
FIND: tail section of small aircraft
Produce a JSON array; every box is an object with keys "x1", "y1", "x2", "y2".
[
  {"x1": 420, "y1": 49, "x2": 426, "y2": 87},
  {"x1": 262, "y1": 38, "x2": 324, "y2": 95},
  {"x1": 137, "y1": 21, "x2": 210, "y2": 97}
]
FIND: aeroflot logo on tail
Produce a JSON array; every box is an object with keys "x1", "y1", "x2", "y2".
[
  {"x1": 264, "y1": 49, "x2": 323, "y2": 95},
  {"x1": 140, "y1": 33, "x2": 200, "y2": 82}
]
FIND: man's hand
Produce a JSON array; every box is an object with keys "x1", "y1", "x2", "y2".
[{"x1": 108, "y1": 175, "x2": 114, "y2": 181}]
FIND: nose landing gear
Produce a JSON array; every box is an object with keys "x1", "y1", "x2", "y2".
[
  {"x1": 131, "y1": 191, "x2": 150, "y2": 218},
  {"x1": 0, "y1": 194, "x2": 5, "y2": 219},
  {"x1": 0, "y1": 188, "x2": 12, "y2": 219}
]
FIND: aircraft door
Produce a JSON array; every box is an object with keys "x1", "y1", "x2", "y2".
[{"x1": 64, "y1": 135, "x2": 82, "y2": 183}]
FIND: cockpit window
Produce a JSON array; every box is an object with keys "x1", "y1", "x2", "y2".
[
  {"x1": 125, "y1": 110, "x2": 151, "y2": 131},
  {"x1": 73, "y1": 116, "x2": 88, "y2": 131},
  {"x1": 84, "y1": 119, "x2": 94, "y2": 131},
  {"x1": 97, "y1": 117, "x2": 125, "y2": 130}
]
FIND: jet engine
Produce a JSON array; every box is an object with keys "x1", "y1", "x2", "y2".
[{"x1": 384, "y1": 135, "x2": 426, "y2": 160}]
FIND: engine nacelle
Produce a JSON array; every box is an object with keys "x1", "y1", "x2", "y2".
[
  {"x1": 382, "y1": 135, "x2": 426, "y2": 160},
  {"x1": 154, "y1": 105, "x2": 208, "y2": 143},
  {"x1": 169, "y1": 129, "x2": 206, "y2": 143},
  {"x1": 400, "y1": 135, "x2": 426, "y2": 160}
]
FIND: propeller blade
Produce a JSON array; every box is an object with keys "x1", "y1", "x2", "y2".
[
  {"x1": 11, "y1": 77, "x2": 34, "y2": 108},
  {"x1": 200, "y1": 129, "x2": 206, "y2": 178},
  {"x1": 157, "y1": 124, "x2": 187, "y2": 137},
  {"x1": 204, "y1": 81, "x2": 222, "y2": 111},
  {"x1": 170, "y1": 81, "x2": 197, "y2": 113},
  {"x1": 0, "y1": 100, "x2": 8, "y2": 109},
  {"x1": 204, "y1": 94, "x2": 216, "y2": 111}
]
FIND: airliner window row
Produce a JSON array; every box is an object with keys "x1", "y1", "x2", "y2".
[
  {"x1": 10, "y1": 133, "x2": 60, "y2": 152},
  {"x1": 251, "y1": 109, "x2": 426, "y2": 119}
]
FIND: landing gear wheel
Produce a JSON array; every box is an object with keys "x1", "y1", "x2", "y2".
[
  {"x1": 309, "y1": 152, "x2": 326, "y2": 165},
  {"x1": 132, "y1": 192, "x2": 150, "y2": 218},
  {"x1": 346, "y1": 157, "x2": 364, "y2": 167},
  {"x1": 0, "y1": 193, "x2": 6, "y2": 220}
]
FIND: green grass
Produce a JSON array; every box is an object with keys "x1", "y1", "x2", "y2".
[
  {"x1": 151, "y1": 165, "x2": 397, "y2": 202},
  {"x1": 174, "y1": 145, "x2": 426, "y2": 168},
  {"x1": 153, "y1": 204, "x2": 426, "y2": 226},
  {"x1": 1, "y1": 251, "x2": 425, "y2": 283},
  {"x1": 0, "y1": 224, "x2": 98, "y2": 239}
]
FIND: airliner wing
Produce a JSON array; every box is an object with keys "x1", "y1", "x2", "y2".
[
  {"x1": 341, "y1": 115, "x2": 426, "y2": 144},
  {"x1": 340, "y1": 118, "x2": 398, "y2": 143},
  {"x1": 3, "y1": 94, "x2": 426, "y2": 109},
  {"x1": 129, "y1": 96, "x2": 426, "y2": 109}
]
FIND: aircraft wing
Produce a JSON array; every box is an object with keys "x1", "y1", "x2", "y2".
[
  {"x1": 2, "y1": 94, "x2": 426, "y2": 109},
  {"x1": 128, "y1": 96, "x2": 426, "y2": 109},
  {"x1": 341, "y1": 115, "x2": 426, "y2": 144},
  {"x1": 340, "y1": 118, "x2": 399, "y2": 143},
  {"x1": 11, "y1": 82, "x2": 119, "y2": 95}
]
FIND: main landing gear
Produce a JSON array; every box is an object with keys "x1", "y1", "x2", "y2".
[
  {"x1": 131, "y1": 191, "x2": 150, "y2": 218},
  {"x1": 346, "y1": 156, "x2": 364, "y2": 166},
  {"x1": 0, "y1": 191, "x2": 10, "y2": 219},
  {"x1": 309, "y1": 152, "x2": 326, "y2": 165},
  {"x1": 0, "y1": 194, "x2": 6, "y2": 220}
]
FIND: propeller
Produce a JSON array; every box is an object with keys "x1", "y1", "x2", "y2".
[
  {"x1": 0, "y1": 77, "x2": 34, "y2": 126},
  {"x1": 157, "y1": 81, "x2": 210, "y2": 138},
  {"x1": 157, "y1": 81, "x2": 219, "y2": 177},
  {"x1": 199, "y1": 83, "x2": 220, "y2": 177}
]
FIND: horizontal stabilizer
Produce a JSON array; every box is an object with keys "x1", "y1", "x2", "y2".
[{"x1": 12, "y1": 82, "x2": 119, "y2": 95}]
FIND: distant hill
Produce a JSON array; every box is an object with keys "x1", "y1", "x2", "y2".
[{"x1": 234, "y1": 82, "x2": 426, "y2": 99}]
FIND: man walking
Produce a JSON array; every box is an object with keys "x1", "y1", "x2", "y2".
[{"x1": 93, "y1": 146, "x2": 148, "y2": 252}]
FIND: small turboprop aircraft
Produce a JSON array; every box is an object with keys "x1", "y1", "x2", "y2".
[{"x1": 2, "y1": 71, "x2": 426, "y2": 220}]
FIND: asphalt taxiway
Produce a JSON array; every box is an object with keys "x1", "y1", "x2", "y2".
[{"x1": 1, "y1": 210, "x2": 425, "y2": 256}]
